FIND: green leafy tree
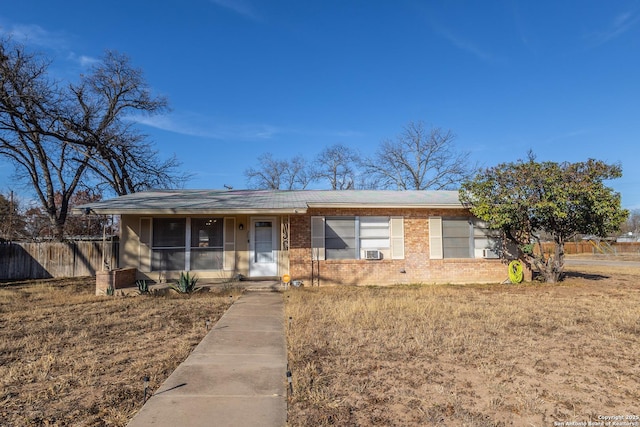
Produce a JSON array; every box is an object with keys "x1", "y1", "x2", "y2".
[{"x1": 459, "y1": 153, "x2": 628, "y2": 283}]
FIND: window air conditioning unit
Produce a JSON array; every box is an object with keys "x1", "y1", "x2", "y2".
[
  {"x1": 364, "y1": 250, "x2": 383, "y2": 260},
  {"x1": 482, "y1": 249, "x2": 499, "y2": 259}
]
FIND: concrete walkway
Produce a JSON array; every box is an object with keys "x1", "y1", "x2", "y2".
[{"x1": 127, "y1": 291, "x2": 287, "y2": 427}]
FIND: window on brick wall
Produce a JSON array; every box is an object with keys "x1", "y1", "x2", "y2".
[
  {"x1": 311, "y1": 216, "x2": 404, "y2": 260},
  {"x1": 429, "y1": 217, "x2": 501, "y2": 259},
  {"x1": 325, "y1": 217, "x2": 357, "y2": 260}
]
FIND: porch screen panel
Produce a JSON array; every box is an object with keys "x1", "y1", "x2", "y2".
[
  {"x1": 152, "y1": 218, "x2": 186, "y2": 271},
  {"x1": 311, "y1": 216, "x2": 325, "y2": 260},
  {"x1": 390, "y1": 217, "x2": 404, "y2": 259},
  {"x1": 190, "y1": 218, "x2": 223, "y2": 270},
  {"x1": 429, "y1": 217, "x2": 443, "y2": 259},
  {"x1": 223, "y1": 217, "x2": 235, "y2": 270}
]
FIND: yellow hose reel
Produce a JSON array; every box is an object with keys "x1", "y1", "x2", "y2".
[{"x1": 508, "y1": 260, "x2": 524, "y2": 283}]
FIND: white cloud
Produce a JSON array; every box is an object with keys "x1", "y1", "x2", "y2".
[
  {"x1": 0, "y1": 22, "x2": 69, "y2": 50},
  {"x1": 428, "y1": 22, "x2": 506, "y2": 64},
  {"x1": 129, "y1": 112, "x2": 281, "y2": 140},
  {"x1": 436, "y1": 26, "x2": 494, "y2": 62},
  {"x1": 66, "y1": 52, "x2": 101, "y2": 68},
  {"x1": 209, "y1": 0, "x2": 261, "y2": 21},
  {"x1": 544, "y1": 129, "x2": 590, "y2": 145},
  {"x1": 589, "y1": 10, "x2": 640, "y2": 46},
  {"x1": 1, "y1": 20, "x2": 99, "y2": 71},
  {"x1": 128, "y1": 111, "x2": 363, "y2": 143}
]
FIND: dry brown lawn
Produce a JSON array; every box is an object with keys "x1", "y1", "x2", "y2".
[
  {"x1": 0, "y1": 279, "x2": 239, "y2": 426},
  {"x1": 2, "y1": 259, "x2": 639, "y2": 427},
  {"x1": 285, "y1": 261, "x2": 640, "y2": 426}
]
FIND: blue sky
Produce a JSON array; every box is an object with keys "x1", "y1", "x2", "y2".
[{"x1": 0, "y1": 0, "x2": 639, "y2": 209}]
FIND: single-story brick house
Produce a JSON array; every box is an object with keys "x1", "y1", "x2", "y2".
[{"x1": 77, "y1": 189, "x2": 519, "y2": 286}]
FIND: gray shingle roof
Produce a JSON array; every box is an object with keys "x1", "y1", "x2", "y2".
[{"x1": 75, "y1": 189, "x2": 463, "y2": 215}]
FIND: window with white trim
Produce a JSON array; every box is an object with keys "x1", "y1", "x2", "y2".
[
  {"x1": 325, "y1": 217, "x2": 357, "y2": 259},
  {"x1": 312, "y1": 216, "x2": 404, "y2": 260},
  {"x1": 429, "y1": 216, "x2": 501, "y2": 259}
]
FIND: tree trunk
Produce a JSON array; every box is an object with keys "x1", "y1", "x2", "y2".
[
  {"x1": 536, "y1": 241, "x2": 564, "y2": 283},
  {"x1": 529, "y1": 250, "x2": 563, "y2": 283}
]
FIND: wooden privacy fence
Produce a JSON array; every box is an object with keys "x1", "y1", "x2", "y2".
[
  {"x1": 538, "y1": 241, "x2": 640, "y2": 255},
  {"x1": 0, "y1": 241, "x2": 119, "y2": 281}
]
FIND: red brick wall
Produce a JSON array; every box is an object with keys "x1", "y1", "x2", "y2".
[{"x1": 289, "y1": 208, "x2": 514, "y2": 286}]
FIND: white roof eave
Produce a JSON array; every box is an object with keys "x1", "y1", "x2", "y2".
[
  {"x1": 305, "y1": 203, "x2": 464, "y2": 209},
  {"x1": 72, "y1": 208, "x2": 308, "y2": 216}
]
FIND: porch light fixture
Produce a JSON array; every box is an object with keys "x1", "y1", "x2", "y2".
[{"x1": 239, "y1": 223, "x2": 244, "y2": 230}]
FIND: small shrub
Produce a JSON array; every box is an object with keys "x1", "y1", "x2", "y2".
[{"x1": 169, "y1": 272, "x2": 201, "y2": 294}]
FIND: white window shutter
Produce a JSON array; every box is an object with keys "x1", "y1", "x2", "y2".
[
  {"x1": 429, "y1": 216, "x2": 443, "y2": 259},
  {"x1": 311, "y1": 216, "x2": 325, "y2": 260},
  {"x1": 390, "y1": 217, "x2": 404, "y2": 259}
]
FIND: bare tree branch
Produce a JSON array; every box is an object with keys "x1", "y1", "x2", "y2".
[
  {"x1": 0, "y1": 39, "x2": 184, "y2": 240},
  {"x1": 244, "y1": 152, "x2": 313, "y2": 190},
  {"x1": 313, "y1": 143, "x2": 360, "y2": 190},
  {"x1": 362, "y1": 121, "x2": 473, "y2": 190}
]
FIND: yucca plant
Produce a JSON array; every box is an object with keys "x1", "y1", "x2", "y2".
[
  {"x1": 136, "y1": 279, "x2": 150, "y2": 295},
  {"x1": 169, "y1": 272, "x2": 201, "y2": 294}
]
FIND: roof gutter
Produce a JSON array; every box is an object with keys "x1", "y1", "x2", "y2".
[
  {"x1": 305, "y1": 203, "x2": 465, "y2": 209},
  {"x1": 72, "y1": 207, "x2": 308, "y2": 216}
]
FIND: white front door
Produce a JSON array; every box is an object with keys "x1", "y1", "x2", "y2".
[{"x1": 249, "y1": 217, "x2": 278, "y2": 277}]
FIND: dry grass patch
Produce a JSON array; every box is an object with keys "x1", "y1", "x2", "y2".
[
  {"x1": 0, "y1": 278, "x2": 239, "y2": 426},
  {"x1": 285, "y1": 265, "x2": 640, "y2": 426}
]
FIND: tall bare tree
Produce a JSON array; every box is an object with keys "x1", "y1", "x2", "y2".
[
  {"x1": 363, "y1": 121, "x2": 472, "y2": 190},
  {"x1": 621, "y1": 209, "x2": 640, "y2": 236},
  {"x1": 244, "y1": 153, "x2": 312, "y2": 190},
  {"x1": 66, "y1": 51, "x2": 184, "y2": 195},
  {"x1": 61, "y1": 190, "x2": 109, "y2": 238},
  {"x1": 0, "y1": 40, "x2": 78, "y2": 240},
  {"x1": 0, "y1": 39, "x2": 183, "y2": 240},
  {"x1": 0, "y1": 192, "x2": 26, "y2": 241},
  {"x1": 313, "y1": 143, "x2": 360, "y2": 190}
]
